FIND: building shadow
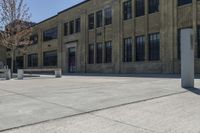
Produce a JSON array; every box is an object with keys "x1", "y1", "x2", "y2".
[{"x1": 183, "y1": 87, "x2": 200, "y2": 95}]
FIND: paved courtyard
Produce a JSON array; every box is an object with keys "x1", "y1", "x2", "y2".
[{"x1": 0, "y1": 74, "x2": 200, "y2": 133}]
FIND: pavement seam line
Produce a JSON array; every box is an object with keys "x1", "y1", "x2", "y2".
[
  {"x1": 93, "y1": 114, "x2": 161, "y2": 133},
  {"x1": 0, "y1": 90, "x2": 188, "y2": 132}
]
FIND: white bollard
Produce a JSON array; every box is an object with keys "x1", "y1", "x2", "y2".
[
  {"x1": 55, "y1": 69, "x2": 62, "y2": 78},
  {"x1": 17, "y1": 69, "x2": 24, "y2": 80},
  {"x1": 5, "y1": 69, "x2": 11, "y2": 80},
  {"x1": 181, "y1": 28, "x2": 194, "y2": 88}
]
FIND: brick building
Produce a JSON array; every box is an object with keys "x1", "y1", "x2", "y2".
[{"x1": 3, "y1": 0, "x2": 200, "y2": 74}]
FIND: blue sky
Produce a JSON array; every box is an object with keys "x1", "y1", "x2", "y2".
[{"x1": 26, "y1": 0, "x2": 84, "y2": 23}]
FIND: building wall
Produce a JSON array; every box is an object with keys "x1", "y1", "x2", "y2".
[
  {"x1": 0, "y1": 46, "x2": 6, "y2": 67},
  {"x1": 5, "y1": 0, "x2": 200, "y2": 74}
]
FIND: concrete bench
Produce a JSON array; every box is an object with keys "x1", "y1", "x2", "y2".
[
  {"x1": 0, "y1": 69, "x2": 11, "y2": 80},
  {"x1": 17, "y1": 68, "x2": 62, "y2": 80}
]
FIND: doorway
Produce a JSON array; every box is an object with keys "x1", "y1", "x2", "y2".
[{"x1": 68, "y1": 47, "x2": 76, "y2": 73}]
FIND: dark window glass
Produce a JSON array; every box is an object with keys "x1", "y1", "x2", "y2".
[
  {"x1": 88, "y1": 13, "x2": 94, "y2": 29},
  {"x1": 197, "y1": 26, "x2": 200, "y2": 58},
  {"x1": 149, "y1": 33, "x2": 160, "y2": 61},
  {"x1": 135, "y1": 36, "x2": 145, "y2": 61},
  {"x1": 75, "y1": 18, "x2": 81, "y2": 33},
  {"x1": 96, "y1": 43, "x2": 103, "y2": 63},
  {"x1": 64, "y1": 22, "x2": 68, "y2": 36},
  {"x1": 6, "y1": 58, "x2": 11, "y2": 69},
  {"x1": 123, "y1": 38, "x2": 132, "y2": 62},
  {"x1": 43, "y1": 51, "x2": 57, "y2": 66},
  {"x1": 178, "y1": 0, "x2": 192, "y2": 6},
  {"x1": 28, "y1": 53, "x2": 38, "y2": 67},
  {"x1": 149, "y1": 0, "x2": 159, "y2": 14},
  {"x1": 16, "y1": 56, "x2": 24, "y2": 69},
  {"x1": 96, "y1": 10, "x2": 103, "y2": 28},
  {"x1": 43, "y1": 27, "x2": 58, "y2": 42},
  {"x1": 30, "y1": 34, "x2": 38, "y2": 44},
  {"x1": 177, "y1": 29, "x2": 181, "y2": 59},
  {"x1": 105, "y1": 41, "x2": 112, "y2": 63},
  {"x1": 69, "y1": 20, "x2": 74, "y2": 34},
  {"x1": 123, "y1": 0, "x2": 132, "y2": 20},
  {"x1": 88, "y1": 44, "x2": 95, "y2": 64},
  {"x1": 6, "y1": 48, "x2": 11, "y2": 51},
  {"x1": 104, "y1": 7, "x2": 112, "y2": 25},
  {"x1": 135, "y1": 0, "x2": 145, "y2": 17}
]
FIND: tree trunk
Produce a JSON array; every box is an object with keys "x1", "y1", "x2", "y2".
[{"x1": 11, "y1": 47, "x2": 15, "y2": 78}]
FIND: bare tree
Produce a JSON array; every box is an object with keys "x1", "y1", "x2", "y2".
[{"x1": 0, "y1": 0, "x2": 33, "y2": 75}]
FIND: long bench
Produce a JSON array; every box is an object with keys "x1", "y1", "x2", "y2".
[
  {"x1": 0, "y1": 69, "x2": 11, "y2": 80},
  {"x1": 17, "y1": 68, "x2": 62, "y2": 80}
]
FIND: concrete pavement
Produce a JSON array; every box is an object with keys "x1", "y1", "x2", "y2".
[{"x1": 0, "y1": 74, "x2": 200, "y2": 132}]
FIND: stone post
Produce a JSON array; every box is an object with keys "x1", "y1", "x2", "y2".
[
  {"x1": 17, "y1": 69, "x2": 24, "y2": 80},
  {"x1": 181, "y1": 28, "x2": 194, "y2": 88}
]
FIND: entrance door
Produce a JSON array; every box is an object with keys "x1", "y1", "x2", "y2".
[{"x1": 68, "y1": 47, "x2": 76, "y2": 73}]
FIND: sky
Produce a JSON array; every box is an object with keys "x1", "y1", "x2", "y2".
[{"x1": 26, "y1": 0, "x2": 85, "y2": 23}]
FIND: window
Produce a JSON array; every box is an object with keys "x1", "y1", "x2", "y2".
[
  {"x1": 105, "y1": 41, "x2": 112, "y2": 63},
  {"x1": 123, "y1": 0, "x2": 132, "y2": 20},
  {"x1": 88, "y1": 13, "x2": 94, "y2": 29},
  {"x1": 149, "y1": 33, "x2": 160, "y2": 61},
  {"x1": 123, "y1": 38, "x2": 132, "y2": 62},
  {"x1": 69, "y1": 20, "x2": 74, "y2": 34},
  {"x1": 28, "y1": 53, "x2": 38, "y2": 67},
  {"x1": 177, "y1": 29, "x2": 181, "y2": 59},
  {"x1": 135, "y1": 0, "x2": 145, "y2": 17},
  {"x1": 75, "y1": 18, "x2": 81, "y2": 33},
  {"x1": 96, "y1": 10, "x2": 103, "y2": 28},
  {"x1": 197, "y1": 26, "x2": 200, "y2": 58},
  {"x1": 43, "y1": 27, "x2": 58, "y2": 42},
  {"x1": 64, "y1": 22, "x2": 68, "y2": 36},
  {"x1": 178, "y1": 0, "x2": 192, "y2": 6},
  {"x1": 149, "y1": 0, "x2": 159, "y2": 14},
  {"x1": 135, "y1": 36, "x2": 145, "y2": 61},
  {"x1": 43, "y1": 51, "x2": 57, "y2": 66},
  {"x1": 104, "y1": 7, "x2": 112, "y2": 25},
  {"x1": 96, "y1": 43, "x2": 103, "y2": 63},
  {"x1": 30, "y1": 34, "x2": 38, "y2": 44},
  {"x1": 88, "y1": 44, "x2": 94, "y2": 64}
]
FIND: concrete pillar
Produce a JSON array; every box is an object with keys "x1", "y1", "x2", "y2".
[
  {"x1": 55, "y1": 69, "x2": 62, "y2": 78},
  {"x1": 5, "y1": 69, "x2": 11, "y2": 80},
  {"x1": 17, "y1": 69, "x2": 24, "y2": 80},
  {"x1": 181, "y1": 28, "x2": 194, "y2": 88}
]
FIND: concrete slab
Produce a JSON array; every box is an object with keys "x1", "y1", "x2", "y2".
[{"x1": 0, "y1": 74, "x2": 199, "y2": 132}]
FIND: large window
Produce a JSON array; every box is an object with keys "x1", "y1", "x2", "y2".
[
  {"x1": 178, "y1": 0, "x2": 192, "y2": 6},
  {"x1": 43, "y1": 51, "x2": 57, "y2": 66},
  {"x1": 149, "y1": 0, "x2": 159, "y2": 14},
  {"x1": 75, "y1": 18, "x2": 81, "y2": 33},
  {"x1": 135, "y1": 36, "x2": 145, "y2": 61},
  {"x1": 135, "y1": 0, "x2": 145, "y2": 17},
  {"x1": 88, "y1": 44, "x2": 95, "y2": 64},
  {"x1": 197, "y1": 26, "x2": 200, "y2": 58},
  {"x1": 28, "y1": 53, "x2": 38, "y2": 67},
  {"x1": 149, "y1": 33, "x2": 160, "y2": 61},
  {"x1": 104, "y1": 7, "x2": 112, "y2": 25},
  {"x1": 105, "y1": 41, "x2": 112, "y2": 63},
  {"x1": 43, "y1": 27, "x2": 58, "y2": 42},
  {"x1": 96, "y1": 10, "x2": 103, "y2": 28},
  {"x1": 96, "y1": 43, "x2": 103, "y2": 63},
  {"x1": 64, "y1": 22, "x2": 68, "y2": 36},
  {"x1": 123, "y1": 38, "x2": 132, "y2": 62},
  {"x1": 88, "y1": 13, "x2": 94, "y2": 30},
  {"x1": 69, "y1": 20, "x2": 74, "y2": 34},
  {"x1": 123, "y1": 0, "x2": 132, "y2": 20},
  {"x1": 30, "y1": 34, "x2": 38, "y2": 45}
]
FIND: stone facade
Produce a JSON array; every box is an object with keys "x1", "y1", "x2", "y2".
[{"x1": 3, "y1": 0, "x2": 200, "y2": 74}]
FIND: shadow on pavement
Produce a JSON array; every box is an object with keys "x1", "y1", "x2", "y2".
[{"x1": 183, "y1": 87, "x2": 200, "y2": 95}]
